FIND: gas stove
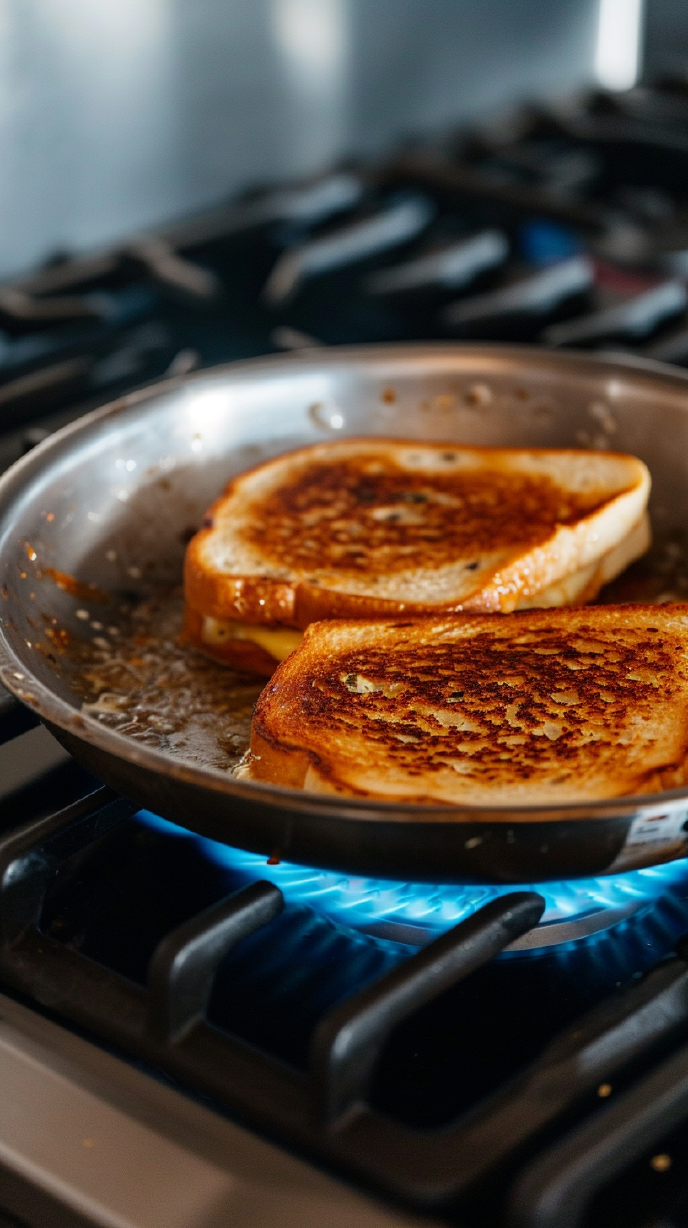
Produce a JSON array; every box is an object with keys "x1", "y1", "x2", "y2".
[{"x1": 3, "y1": 84, "x2": 688, "y2": 1228}]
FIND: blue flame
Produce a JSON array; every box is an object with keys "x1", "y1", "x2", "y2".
[{"x1": 135, "y1": 810, "x2": 688, "y2": 951}]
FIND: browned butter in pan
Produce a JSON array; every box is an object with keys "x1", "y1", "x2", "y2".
[{"x1": 66, "y1": 589, "x2": 262, "y2": 772}]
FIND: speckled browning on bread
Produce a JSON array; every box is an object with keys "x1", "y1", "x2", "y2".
[
  {"x1": 184, "y1": 439, "x2": 650, "y2": 627},
  {"x1": 239, "y1": 458, "x2": 602, "y2": 573},
  {"x1": 246, "y1": 605, "x2": 688, "y2": 805}
]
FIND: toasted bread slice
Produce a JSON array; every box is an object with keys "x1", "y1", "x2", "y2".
[
  {"x1": 242, "y1": 605, "x2": 688, "y2": 804},
  {"x1": 184, "y1": 439, "x2": 651, "y2": 673}
]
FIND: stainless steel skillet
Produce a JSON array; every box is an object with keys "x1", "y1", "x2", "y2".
[{"x1": 1, "y1": 343, "x2": 688, "y2": 884}]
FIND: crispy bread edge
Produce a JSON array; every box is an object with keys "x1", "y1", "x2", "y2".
[
  {"x1": 186, "y1": 503, "x2": 650, "y2": 629},
  {"x1": 461, "y1": 474, "x2": 650, "y2": 613},
  {"x1": 246, "y1": 728, "x2": 313, "y2": 788},
  {"x1": 185, "y1": 443, "x2": 650, "y2": 625}
]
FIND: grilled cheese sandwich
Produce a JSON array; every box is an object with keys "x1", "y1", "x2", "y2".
[
  {"x1": 242, "y1": 605, "x2": 688, "y2": 804},
  {"x1": 184, "y1": 439, "x2": 651, "y2": 674}
]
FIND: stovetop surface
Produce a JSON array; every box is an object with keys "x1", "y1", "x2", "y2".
[
  {"x1": 3, "y1": 82, "x2": 688, "y2": 1228},
  {"x1": 41, "y1": 808, "x2": 688, "y2": 1130}
]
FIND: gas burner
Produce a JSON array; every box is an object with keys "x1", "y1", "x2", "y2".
[
  {"x1": 358, "y1": 898, "x2": 652, "y2": 951},
  {"x1": 136, "y1": 811, "x2": 688, "y2": 953}
]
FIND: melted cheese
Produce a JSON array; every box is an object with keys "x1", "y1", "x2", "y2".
[{"x1": 202, "y1": 617, "x2": 303, "y2": 661}]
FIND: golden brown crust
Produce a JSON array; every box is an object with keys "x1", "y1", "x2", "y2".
[
  {"x1": 184, "y1": 556, "x2": 297, "y2": 625},
  {"x1": 248, "y1": 729, "x2": 314, "y2": 787},
  {"x1": 238, "y1": 455, "x2": 600, "y2": 574},
  {"x1": 184, "y1": 439, "x2": 650, "y2": 627},
  {"x1": 246, "y1": 605, "x2": 688, "y2": 804}
]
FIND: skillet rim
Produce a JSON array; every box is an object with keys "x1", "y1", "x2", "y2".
[{"x1": 1, "y1": 341, "x2": 688, "y2": 827}]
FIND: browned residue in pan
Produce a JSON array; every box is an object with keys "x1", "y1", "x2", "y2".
[
  {"x1": 65, "y1": 590, "x2": 264, "y2": 771},
  {"x1": 42, "y1": 568, "x2": 109, "y2": 604},
  {"x1": 43, "y1": 623, "x2": 72, "y2": 653}
]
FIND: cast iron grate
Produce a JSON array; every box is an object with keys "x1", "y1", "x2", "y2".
[{"x1": 0, "y1": 765, "x2": 688, "y2": 1223}]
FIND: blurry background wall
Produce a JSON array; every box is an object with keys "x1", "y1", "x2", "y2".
[
  {"x1": 644, "y1": 0, "x2": 688, "y2": 80},
  {"x1": 0, "y1": 0, "x2": 651, "y2": 277}
]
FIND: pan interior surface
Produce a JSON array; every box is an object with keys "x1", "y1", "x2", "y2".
[{"x1": 2, "y1": 345, "x2": 688, "y2": 879}]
